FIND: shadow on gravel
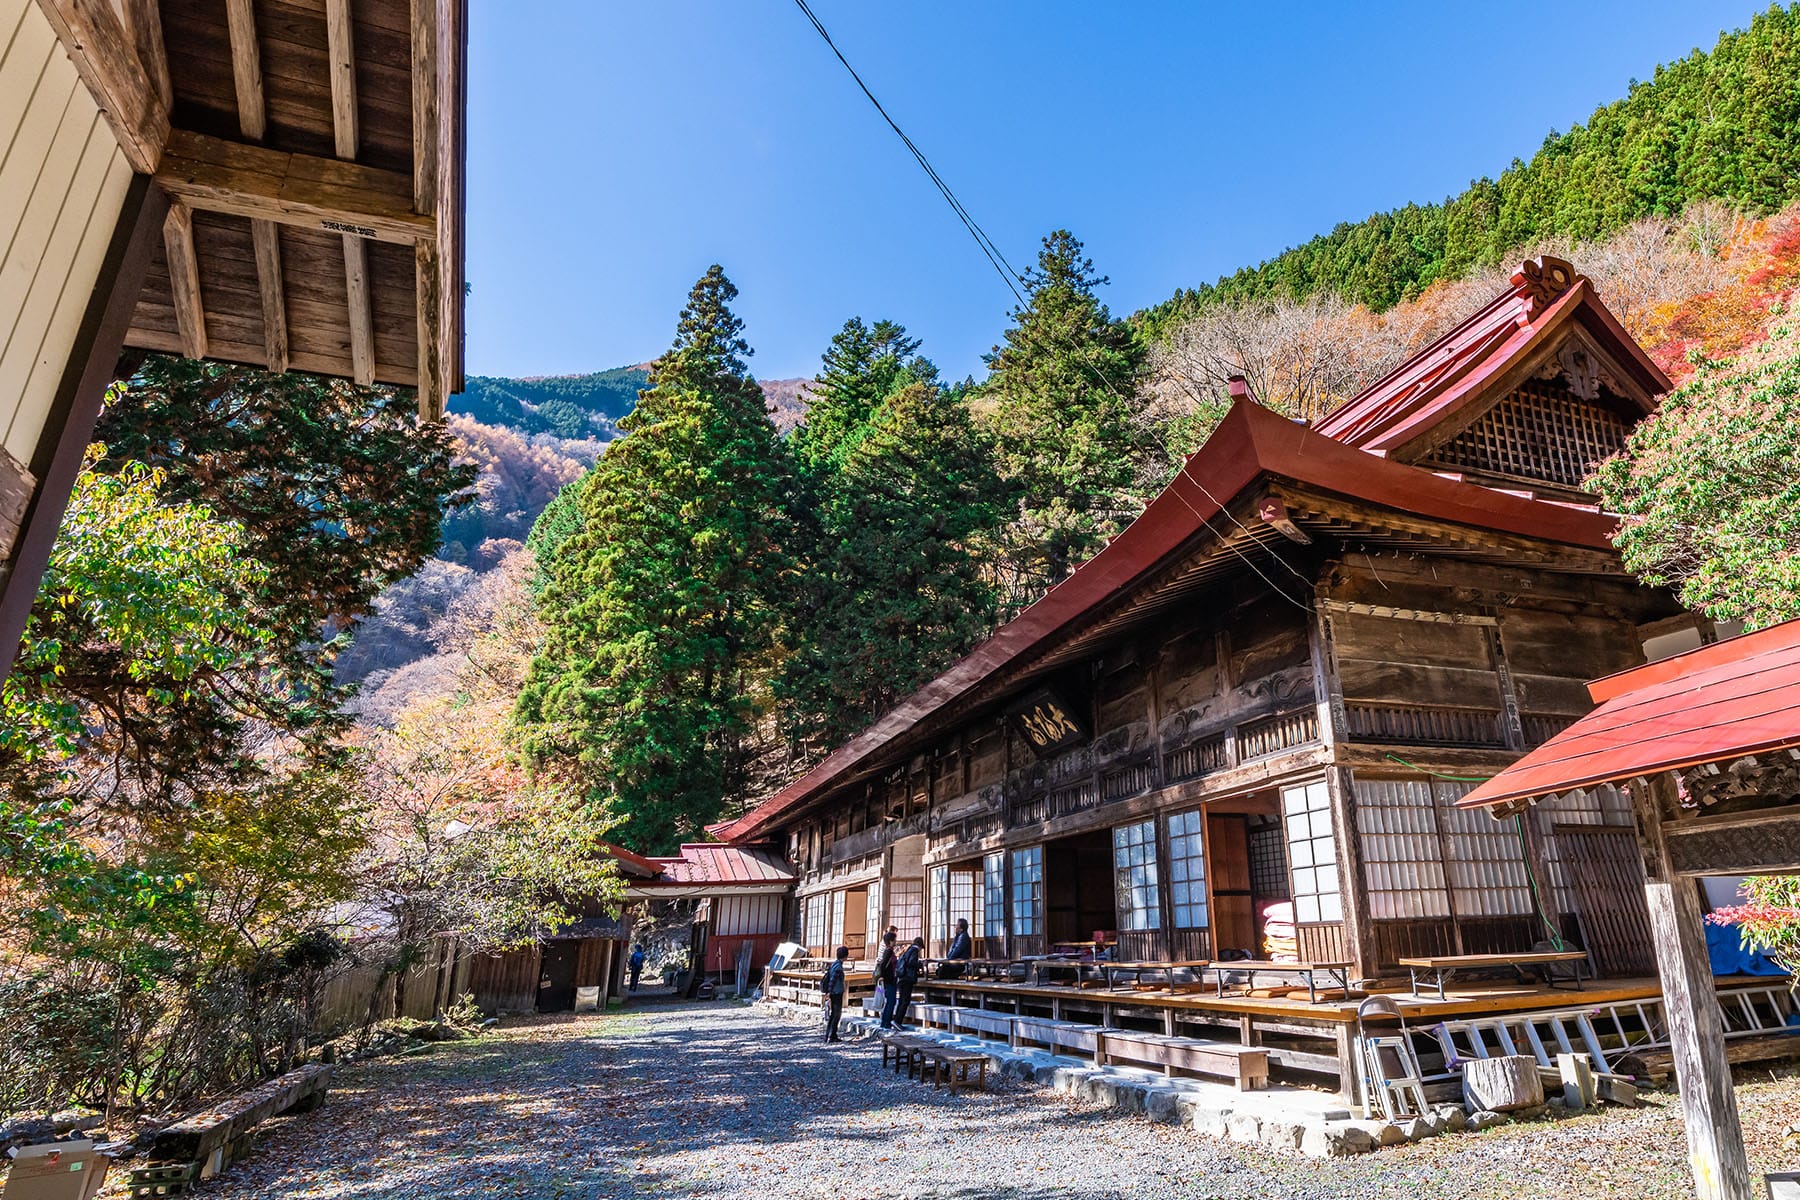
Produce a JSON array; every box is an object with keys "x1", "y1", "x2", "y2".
[{"x1": 201, "y1": 1000, "x2": 1142, "y2": 1200}]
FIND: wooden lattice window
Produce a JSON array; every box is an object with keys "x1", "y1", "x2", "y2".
[{"x1": 1423, "y1": 377, "x2": 1630, "y2": 491}]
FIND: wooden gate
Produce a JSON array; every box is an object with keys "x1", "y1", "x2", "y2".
[{"x1": 1553, "y1": 824, "x2": 1656, "y2": 977}]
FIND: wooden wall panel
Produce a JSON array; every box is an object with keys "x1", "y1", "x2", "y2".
[
  {"x1": 0, "y1": 2, "x2": 135, "y2": 466},
  {"x1": 1296, "y1": 922, "x2": 1346, "y2": 963},
  {"x1": 466, "y1": 945, "x2": 541, "y2": 1015}
]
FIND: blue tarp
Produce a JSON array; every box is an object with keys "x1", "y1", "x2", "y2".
[{"x1": 1706, "y1": 920, "x2": 1789, "y2": 977}]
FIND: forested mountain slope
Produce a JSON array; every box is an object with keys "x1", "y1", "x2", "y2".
[{"x1": 1136, "y1": 4, "x2": 1800, "y2": 338}]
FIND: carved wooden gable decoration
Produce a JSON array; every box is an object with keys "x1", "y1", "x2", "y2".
[{"x1": 1315, "y1": 256, "x2": 1672, "y2": 499}]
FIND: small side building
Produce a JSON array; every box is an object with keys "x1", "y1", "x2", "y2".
[{"x1": 622, "y1": 843, "x2": 796, "y2": 993}]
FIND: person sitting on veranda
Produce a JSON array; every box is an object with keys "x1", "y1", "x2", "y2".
[{"x1": 937, "y1": 919, "x2": 973, "y2": 978}]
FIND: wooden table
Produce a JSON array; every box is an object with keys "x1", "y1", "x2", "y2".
[
  {"x1": 1206, "y1": 959, "x2": 1354, "y2": 1004},
  {"x1": 1398, "y1": 950, "x2": 1590, "y2": 1000},
  {"x1": 1028, "y1": 957, "x2": 1103, "y2": 987},
  {"x1": 1099, "y1": 960, "x2": 1212, "y2": 991}
]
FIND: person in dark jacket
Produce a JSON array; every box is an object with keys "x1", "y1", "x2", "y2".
[
  {"x1": 628, "y1": 943, "x2": 646, "y2": 992},
  {"x1": 937, "y1": 919, "x2": 972, "y2": 978},
  {"x1": 892, "y1": 937, "x2": 924, "y2": 1030},
  {"x1": 875, "y1": 931, "x2": 900, "y2": 1029},
  {"x1": 821, "y1": 945, "x2": 850, "y2": 1043}
]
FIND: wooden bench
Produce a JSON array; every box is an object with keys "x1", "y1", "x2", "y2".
[
  {"x1": 1011, "y1": 1016, "x2": 1102, "y2": 1056},
  {"x1": 133, "y1": 1063, "x2": 333, "y2": 1194},
  {"x1": 1097, "y1": 1030, "x2": 1269, "y2": 1090},
  {"x1": 945, "y1": 1007, "x2": 1015, "y2": 1042},
  {"x1": 878, "y1": 1032, "x2": 988, "y2": 1094},
  {"x1": 1398, "y1": 951, "x2": 1590, "y2": 1000}
]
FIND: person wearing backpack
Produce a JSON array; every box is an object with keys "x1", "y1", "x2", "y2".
[
  {"x1": 892, "y1": 937, "x2": 924, "y2": 1030},
  {"x1": 875, "y1": 930, "x2": 900, "y2": 1029},
  {"x1": 628, "y1": 943, "x2": 646, "y2": 992},
  {"x1": 820, "y1": 945, "x2": 851, "y2": 1043}
]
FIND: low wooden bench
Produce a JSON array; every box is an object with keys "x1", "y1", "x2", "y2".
[
  {"x1": 133, "y1": 1063, "x2": 333, "y2": 1195},
  {"x1": 878, "y1": 1032, "x2": 988, "y2": 1094},
  {"x1": 1097, "y1": 1030, "x2": 1269, "y2": 1090}
]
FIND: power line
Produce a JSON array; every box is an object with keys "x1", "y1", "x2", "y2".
[
  {"x1": 790, "y1": 0, "x2": 1025, "y2": 310},
  {"x1": 789, "y1": 0, "x2": 1311, "y2": 612}
]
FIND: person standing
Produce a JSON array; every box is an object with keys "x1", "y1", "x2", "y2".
[
  {"x1": 875, "y1": 930, "x2": 900, "y2": 1029},
  {"x1": 628, "y1": 943, "x2": 646, "y2": 992},
  {"x1": 821, "y1": 945, "x2": 850, "y2": 1043},
  {"x1": 893, "y1": 937, "x2": 924, "y2": 1030}
]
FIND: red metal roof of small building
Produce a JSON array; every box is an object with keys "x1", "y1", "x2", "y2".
[
  {"x1": 639, "y1": 842, "x2": 795, "y2": 887},
  {"x1": 716, "y1": 395, "x2": 1626, "y2": 843},
  {"x1": 1460, "y1": 619, "x2": 1800, "y2": 809},
  {"x1": 1314, "y1": 257, "x2": 1670, "y2": 456}
]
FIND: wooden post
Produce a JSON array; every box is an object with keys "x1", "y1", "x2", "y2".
[
  {"x1": 1326, "y1": 766, "x2": 1379, "y2": 984},
  {"x1": 1635, "y1": 773, "x2": 1754, "y2": 1200},
  {"x1": 598, "y1": 938, "x2": 615, "y2": 1010}
]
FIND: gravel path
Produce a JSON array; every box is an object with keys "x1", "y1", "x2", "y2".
[{"x1": 167, "y1": 1001, "x2": 1800, "y2": 1200}]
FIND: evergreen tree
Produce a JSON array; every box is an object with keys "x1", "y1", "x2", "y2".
[
  {"x1": 790, "y1": 317, "x2": 924, "y2": 476},
  {"x1": 977, "y1": 230, "x2": 1155, "y2": 611},
  {"x1": 779, "y1": 373, "x2": 1005, "y2": 752},
  {"x1": 515, "y1": 267, "x2": 794, "y2": 852}
]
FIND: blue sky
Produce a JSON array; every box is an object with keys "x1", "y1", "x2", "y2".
[{"x1": 464, "y1": 1, "x2": 1762, "y2": 384}]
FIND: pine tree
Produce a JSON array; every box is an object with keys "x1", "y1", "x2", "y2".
[
  {"x1": 779, "y1": 371, "x2": 1004, "y2": 754},
  {"x1": 978, "y1": 230, "x2": 1156, "y2": 611},
  {"x1": 515, "y1": 267, "x2": 794, "y2": 852}
]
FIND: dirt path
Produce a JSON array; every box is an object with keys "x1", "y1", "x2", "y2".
[{"x1": 175, "y1": 1001, "x2": 1800, "y2": 1199}]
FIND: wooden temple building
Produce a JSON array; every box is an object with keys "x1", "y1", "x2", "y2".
[
  {"x1": 722, "y1": 257, "x2": 1797, "y2": 1096},
  {"x1": 0, "y1": 0, "x2": 467, "y2": 679}
]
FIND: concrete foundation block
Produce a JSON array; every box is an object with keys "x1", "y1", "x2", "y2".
[
  {"x1": 1260, "y1": 1120, "x2": 1304, "y2": 1151},
  {"x1": 1226, "y1": 1112, "x2": 1263, "y2": 1144}
]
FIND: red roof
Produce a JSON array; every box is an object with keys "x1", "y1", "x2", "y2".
[
  {"x1": 716, "y1": 396, "x2": 1624, "y2": 843},
  {"x1": 600, "y1": 841, "x2": 663, "y2": 879},
  {"x1": 1460, "y1": 620, "x2": 1800, "y2": 809},
  {"x1": 1314, "y1": 257, "x2": 1670, "y2": 456},
  {"x1": 639, "y1": 843, "x2": 794, "y2": 887}
]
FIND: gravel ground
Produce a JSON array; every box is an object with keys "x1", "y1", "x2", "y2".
[{"x1": 155, "y1": 1000, "x2": 1800, "y2": 1200}]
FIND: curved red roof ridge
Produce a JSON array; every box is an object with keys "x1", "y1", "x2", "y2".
[{"x1": 1315, "y1": 259, "x2": 1671, "y2": 455}]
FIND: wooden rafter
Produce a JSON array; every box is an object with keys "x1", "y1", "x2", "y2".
[
  {"x1": 325, "y1": 0, "x2": 359, "y2": 159},
  {"x1": 155, "y1": 129, "x2": 433, "y2": 244},
  {"x1": 224, "y1": 0, "x2": 266, "y2": 141},
  {"x1": 410, "y1": 0, "x2": 438, "y2": 213},
  {"x1": 32, "y1": 0, "x2": 171, "y2": 173},
  {"x1": 251, "y1": 219, "x2": 288, "y2": 374},
  {"x1": 408, "y1": 0, "x2": 462, "y2": 418},
  {"x1": 122, "y1": 0, "x2": 172, "y2": 111},
  {"x1": 162, "y1": 203, "x2": 206, "y2": 359},
  {"x1": 342, "y1": 236, "x2": 374, "y2": 385}
]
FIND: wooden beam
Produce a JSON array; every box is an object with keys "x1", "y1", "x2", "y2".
[
  {"x1": 414, "y1": 241, "x2": 442, "y2": 420},
  {"x1": 342, "y1": 235, "x2": 374, "y2": 386},
  {"x1": 224, "y1": 0, "x2": 266, "y2": 141},
  {"x1": 1634, "y1": 773, "x2": 1755, "y2": 1200},
  {"x1": 0, "y1": 178, "x2": 169, "y2": 682},
  {"x1": 33, "y1": 0, "x2": 171, "y2": 173},
  {"x1": 155, "y1": 129, "x2": 434, "y2": 244},
  {"x1": 325, "y1": 0, "x2": 359, "y2": 159},
  {"x1": 251, "y1": 219, "x2": 288, "y2": 374},
  {"x1": 162, "y1": 203, "x2": 206, "y2": 359},
  {"x1": 122, "y1": 0, "x2": 172, "y2": 111},
  {"x1": 410, "y1": 0, "x2": 439, "y2": 212}
]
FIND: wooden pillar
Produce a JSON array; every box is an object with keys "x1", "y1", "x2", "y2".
[
  {"x1": 598, "y1": 938, "x2": 615, "y2": 1010},
  {"x1": 1635, "y1": 773, "x2": 1754, "y2": 1200},
  {"x1": 1325, "y1": 766, "x2": 1379, "y2": 984}
]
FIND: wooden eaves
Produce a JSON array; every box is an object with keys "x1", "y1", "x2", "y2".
[{"x1": 38, "y1": 0, "x2": 466, "y2": 416}]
